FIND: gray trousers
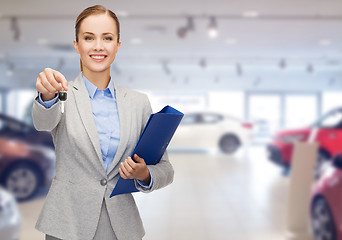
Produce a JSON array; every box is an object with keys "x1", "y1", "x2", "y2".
[{"x1": 45, "y1": 199, "x2": 117, "y2": 240}]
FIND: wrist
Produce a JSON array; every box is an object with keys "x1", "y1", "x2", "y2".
[
  {"x1": 139, "y1": 167, "x2": 151, "y2": 185},
  {"x1": 42, "y1": 92, "x2": 57, "y2": 101}
]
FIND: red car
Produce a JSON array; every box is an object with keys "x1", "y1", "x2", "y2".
[
  {"x1": 267, "y1": 107, "x2": 342, "y2": 173},
  {"x1": 311, "y1": 154, "x2": 342, "y2": 240}
]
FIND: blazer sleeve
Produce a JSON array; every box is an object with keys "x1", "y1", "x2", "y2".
[
  {"x1": 32, "y1": 91, "x2": 62, "y2": 131},
  {"x1": 134, "y1": 95, "x2": 175, "y2": 193}
]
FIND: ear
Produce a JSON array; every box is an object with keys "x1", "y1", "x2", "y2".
[{"x1": 73, "y1": 40, "x2": 80, "y2": 54}]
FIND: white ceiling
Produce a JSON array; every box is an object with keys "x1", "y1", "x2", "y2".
[{"x1": 1, "y1": 0, "x2": 342, "y2": 91}]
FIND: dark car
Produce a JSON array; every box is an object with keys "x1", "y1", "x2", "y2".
[
  {"x1": 311, "y1": 154, "x2": 342, "y2": 240},
  {"x1": 0, "y1": 113, "x2": 54, "y2": 149},
  {"x1": 0, "y1": 137, "x2": 55, "y2": 201}
]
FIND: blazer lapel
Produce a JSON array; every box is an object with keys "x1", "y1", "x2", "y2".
[
  {"x1": 72, "y1": 73, "x2": 104, "y2": 169},
  {"x1": 107, "y1": 82, "x2": 131, "y2": 175}
]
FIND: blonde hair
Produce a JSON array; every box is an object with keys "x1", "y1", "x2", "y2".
[{"x1": 75, "y1": 5, "x2": 120, "y2": 72}]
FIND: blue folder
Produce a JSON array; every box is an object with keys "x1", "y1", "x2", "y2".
[{"x1": 110, "y1": 105, "x2": 184, "y2": 197}]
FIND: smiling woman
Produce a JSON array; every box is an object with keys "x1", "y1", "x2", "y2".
[{"x1": 32, "y1": 4, "x2": 174, "y2": 240}]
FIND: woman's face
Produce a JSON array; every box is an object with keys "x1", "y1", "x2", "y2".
[{"x1": 73, "y1": 13, "x2": 121, "y2": 74}]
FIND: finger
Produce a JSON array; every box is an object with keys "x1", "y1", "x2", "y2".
[
  {"x1": 126, "y1": 157, "x2": 137, "y2": 169},
  {"x1": 119, "y1": 168, "x2": 127, "y2": 179},
  {"x1": 36, "y1": 78, "x2": 49, "y2": 94},
  {"x1": 45, "y1": 69, "x2": 63, "y2": 92},
  {"x1": 52, "y1": 70, "x2": 68, "y2": 91},
  {"x1": 120, "y1": 162, "x2": 132, "y2": 177},
  {"x1": 123, "y1": 160, "x2": 134, "y2": 172},
  {"x1": 39, "y1": 72, "x2": 58, "y2": 93},
  {"x1": 133, "y1": 154, "x2": 144, "y2": 163}
]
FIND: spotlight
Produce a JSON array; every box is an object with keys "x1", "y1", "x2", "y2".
[
  {"x1": 279, "y1": 59, "x2": 287, "y2": 71},
  {"x1": 307, "y1": 64, "x2": 314, "y2": 75},
  {"x1": 177, "y1": 26, "x2": 187, "y2": 38},
  {"x1": 6, "y1": 62, "x2": 14, "y2": 76},
  {"x1": 199, "y1": 58, "x2": 207, "y2": 69},
  {"x1": 186, "y1": 16, "x2": 194, "y2": 31},
  {"x1": 10, "y1": 17, "x2": 20, "y2": 41},
  {"x1": 162, "y1": 60, "x2": 171, "y2": 75},
  {"x1": 236, "y1": 63, "x2": 243, "y2": 76},
  {"x1": 208, "y1": 16, "x2": 218, "y2": 39}
]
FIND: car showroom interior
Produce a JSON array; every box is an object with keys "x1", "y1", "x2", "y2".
[{"x1": 1, "y1": 1, "x2": 342, "y2": 240}]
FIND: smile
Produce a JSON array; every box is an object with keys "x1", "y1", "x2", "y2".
[{"x1": 90, "y1": 55, "x2": 107, "y2": 62}]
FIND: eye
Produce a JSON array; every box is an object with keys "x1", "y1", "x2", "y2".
[
  {"x1": 85, "y1": 36, "x2": 93, "y2": 40},
  {"x1": 105, "y1": 37, "x2": 113, "y2": 41}
]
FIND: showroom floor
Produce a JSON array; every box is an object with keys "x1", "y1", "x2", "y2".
[{"x1": 18, "y1": 146, "x2": 289, "y2": 240}]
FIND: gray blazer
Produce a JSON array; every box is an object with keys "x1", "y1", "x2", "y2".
[{"x1": 32, "y1": 73, "x2": 174, "y2": 240}]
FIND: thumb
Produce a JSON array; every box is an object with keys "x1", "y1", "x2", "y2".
[{"x1": 133, "y1": 154, "x2": 144, "y2": 163}]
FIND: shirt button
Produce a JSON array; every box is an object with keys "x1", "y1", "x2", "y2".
[{"x1": 100, "y1": 178, "x2": 107, "y2": 186}]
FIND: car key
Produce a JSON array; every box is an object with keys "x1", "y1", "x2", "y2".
[{"x1": 58, "y1": 90, "x2": 67, "y2": 113}]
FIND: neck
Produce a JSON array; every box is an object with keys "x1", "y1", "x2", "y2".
[{"x1": 83, "y1": 68, "x2": 111, "y2": 90}]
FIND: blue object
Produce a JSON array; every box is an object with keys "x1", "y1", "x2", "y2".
[{"x1": 110, "y1": 105, "x2": 184, "y2": 197}]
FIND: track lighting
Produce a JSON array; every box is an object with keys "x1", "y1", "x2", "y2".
[
  {"x1": 208, "y1": 16, "x2": 218, "y2": 39},
  {"x1": 6, "y1": 62, "x2": 14, "y2": 76},
  {"x1": 162, "y1": 60, "x2": 171, "y2": 75},
  {"x1": 279, "y1": 59, "x2": 287, "y2": 71},
  {"x1": 236, "y1": 63, "x2": 243, "y2": 76},
  {"x1": 199, "y1": 58, "x2": 207, "y2": 69},
  {"x1": 186, "y1": 16, "x2": 194, "y2": 31},
  {"x1": 307, "y1": 64, "x2": 314, "y2": 75},
  {"x1": 10, "y1": 17, "x2": 20, "y2": 41}
]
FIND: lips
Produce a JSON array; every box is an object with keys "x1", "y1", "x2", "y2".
[{"x1": 90, "y1": 54, "x2": 107, "y2": 62}]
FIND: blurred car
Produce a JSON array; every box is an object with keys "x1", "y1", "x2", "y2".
[
  {"x1": 311, "y1": 153, "x2": 342, "y2": 240},
  {"x1": 0, "y1": 113, "x2": 54, "y2": 149},
  {"x1": 169, "y1": 112, "x2": 253, "y2": 154},
  {"x1": 267, "y1": 107, "x2": 342, "y2": 173},
  {"x1": 0, "y1": 137, "x2": 55, "y2": 201},
  {"x1": 0, "y1": 187, "x2": 22, "y2": 240}
]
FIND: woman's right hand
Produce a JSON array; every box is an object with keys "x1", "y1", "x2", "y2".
[{"x1": 36, "y1": 68, "x2": 68, "y2": 101}]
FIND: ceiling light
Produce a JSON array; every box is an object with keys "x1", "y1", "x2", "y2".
[
  {"x1": 146, "y1": 26, "x2": 166, "y2": 35},
  {"x1": 130, "y1": 38, "x2": 142, "y2": 45},
  {"x1": 116, "y1": 11, "x2": 128, "y2": 17},
  {"x1": 242, "y1": 11, "x2": 259, "y2": 18},
  {"x1": 319, "y1": 39, "x2": 332, "y2": 46},
  {"x1": 208, "y1": 17, "x2": 218, "y2": 39},
  {"x1": 38, "y1": 38, "x2": 49, "y2": 45},
  {"x1": 225, "y1": 38, "x2": 237, "y2": 45}
]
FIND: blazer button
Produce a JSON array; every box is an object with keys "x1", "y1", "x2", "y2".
[{"x1": 100, "y1": 178, "x2": 107, "y2": 186}]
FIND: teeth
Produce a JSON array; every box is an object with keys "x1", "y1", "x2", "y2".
[{"x1": 91, "y1": 55, "x2": 105, "y2": 59}]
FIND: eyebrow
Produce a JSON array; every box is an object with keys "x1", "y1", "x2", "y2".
[{"x1": 83, "y1": 32, "x2": 114, "y2": 36}]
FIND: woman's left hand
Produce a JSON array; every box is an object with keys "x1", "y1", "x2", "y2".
[{"x1": 119, "y1": 154, "x2": 151, "y2": 185}]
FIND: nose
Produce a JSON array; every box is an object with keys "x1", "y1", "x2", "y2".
[{"x1": 93, "y1": 39, "x2": 104, "y2": 51}]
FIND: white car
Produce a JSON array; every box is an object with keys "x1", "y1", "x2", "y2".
[
  {"x1": 169, "y1": 112, "x2": 253, "y2": 154},
  {"x1": 0, "y1": 187, "x2": 22, "y2": 240}
]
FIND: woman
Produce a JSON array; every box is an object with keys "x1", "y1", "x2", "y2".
[{"x1": 32, "y1": 5, "x2": 174, "y2": 240}]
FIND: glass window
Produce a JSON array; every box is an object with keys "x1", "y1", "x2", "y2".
[
  {"x1": 202, "y1": 114, "x2": 222, "y2": 124},
  {"x1": 315, "y1": 109, "x2": 342, "y2": 128},
  {"x1": 285, "y1": 95, "x2": 317, "y2": 129}
]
